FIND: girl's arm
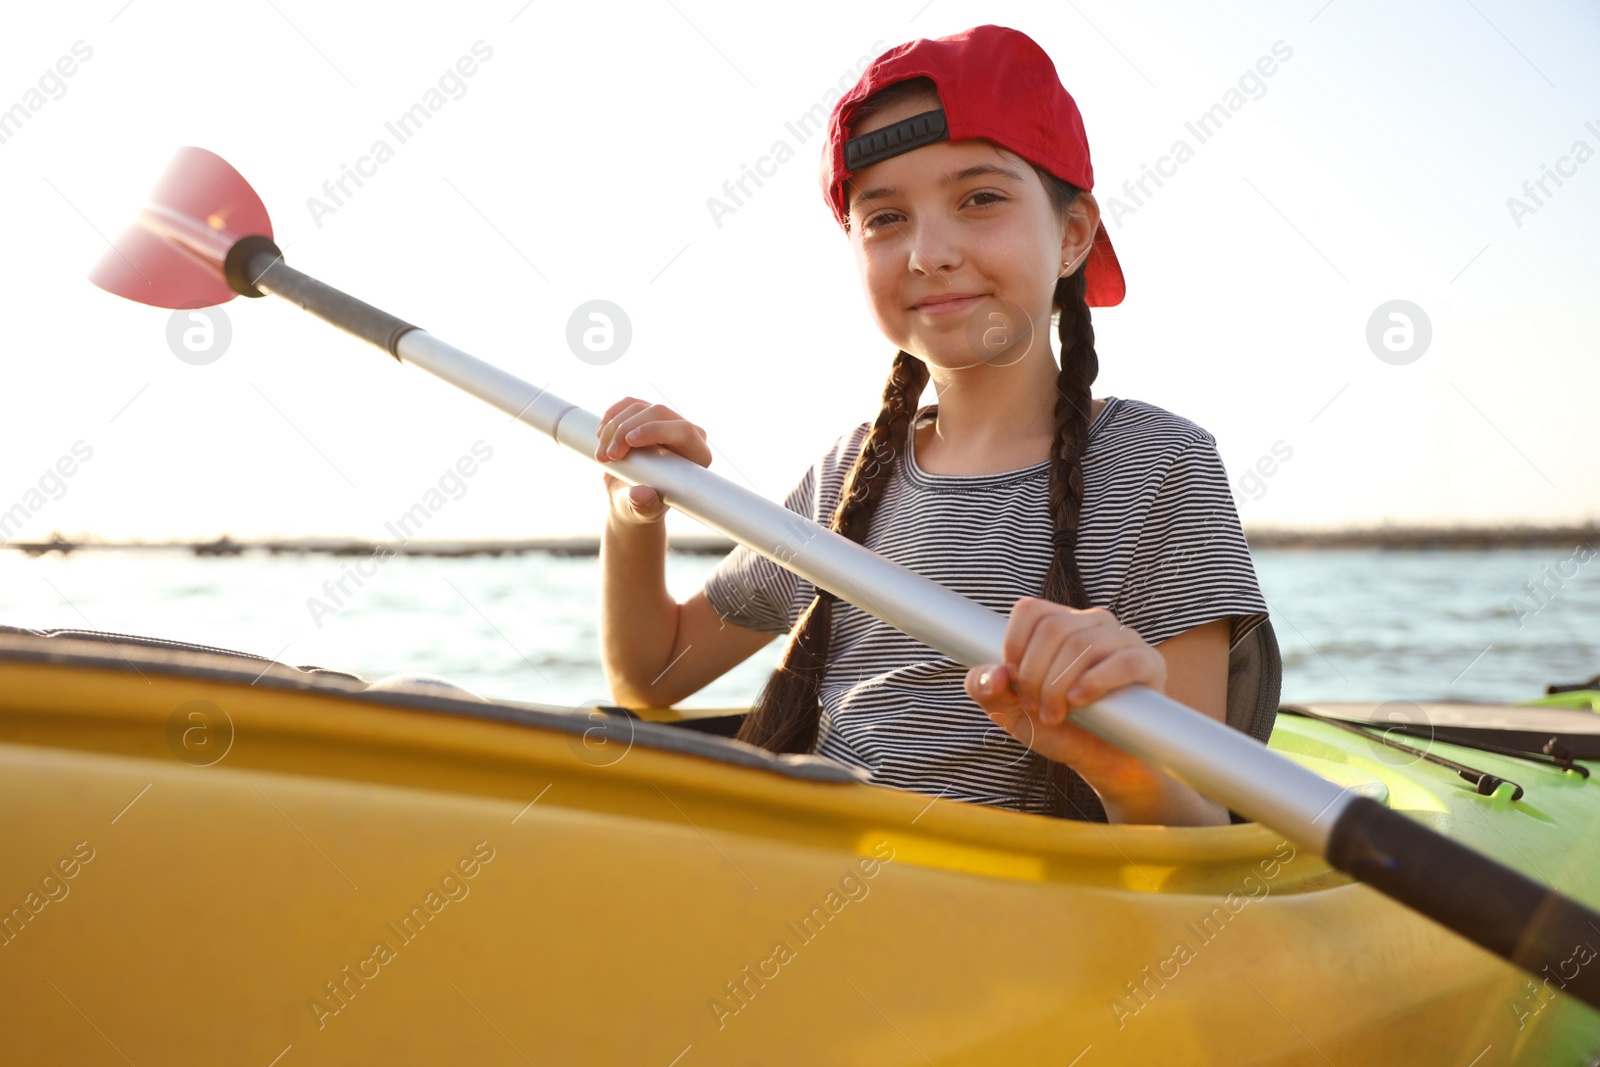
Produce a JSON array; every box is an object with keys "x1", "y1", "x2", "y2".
[
  {"x1": 601, "y1": 539, "x2": 778, "y2": 707},
  {"x1": 964, "y1": 600, "x2": 1236, "y2": 826},
  {"x1": 596, "y1": 397, "x2": 778, "y2": 708},
  {"x1": 599, "y1": 505, "x2": 678, "y2": 708},
  {"x1": 1080, "y1": 619, "x2": 1232, "y2": 825}
]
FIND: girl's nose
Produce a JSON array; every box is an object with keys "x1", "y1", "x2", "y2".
[{"x1": 905, "y1": 221, "x2": 963, "y2": 276}]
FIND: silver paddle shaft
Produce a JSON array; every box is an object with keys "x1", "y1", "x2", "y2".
[{"x1": 387, "y1": 328, "x2": 1353, "y2": 850}]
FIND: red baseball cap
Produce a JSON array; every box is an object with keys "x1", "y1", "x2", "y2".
[{"x1": 820, "y1": 24, "x2": 1125, "y2": 307}]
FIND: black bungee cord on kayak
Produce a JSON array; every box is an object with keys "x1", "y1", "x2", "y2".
[
  {"x1": 1282, "y1": 703, "x2": 1594, "y2": 778},
  {"x1": 1356, "y1": 722, "x2": 1589, "y2": 779},
  {"x1": 1547, "y1": 671, "x2": 1600, "y2": 695},
  {"x1": 1285, "y1": 706, "x2": 1533, "y2": 800}
]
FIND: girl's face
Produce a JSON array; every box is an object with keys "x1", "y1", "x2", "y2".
[{"x1": 845, "y1": 93, "x2": 1101, "y2": 372}]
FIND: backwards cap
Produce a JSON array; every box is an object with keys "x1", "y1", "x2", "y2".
[{"x1": 819, "y1": 24, "x2": 1125, "y2": 307}]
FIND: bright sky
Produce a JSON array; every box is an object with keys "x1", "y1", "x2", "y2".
[{"x1": 2, "y1": 0, "x2": 1596, "y2": 543}]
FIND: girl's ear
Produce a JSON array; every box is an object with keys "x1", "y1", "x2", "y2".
[{"x1": 1059, "y1": 193, "x2": 1101, "y2": 276}]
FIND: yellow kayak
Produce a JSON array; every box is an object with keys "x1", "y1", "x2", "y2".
[{"x1": 2, "y1": 629, "x2": 1598, "y2": 1065}]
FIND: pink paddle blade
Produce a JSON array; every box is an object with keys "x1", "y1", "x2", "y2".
[{"x1": 88, "y1": 146, "x2": 273, "y2": 309}]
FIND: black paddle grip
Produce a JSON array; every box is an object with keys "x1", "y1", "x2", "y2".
[
  {"x1": 1328, "y1": 796, "x2": 1600, "y2": 1009},
  {"x1": 226, "y1": 240, "x2": 418, "y2": 361}
]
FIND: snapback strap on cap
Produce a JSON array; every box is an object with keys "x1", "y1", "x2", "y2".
[{"x1": 844, "y1": 108, "x2": 949, "y2": 171}]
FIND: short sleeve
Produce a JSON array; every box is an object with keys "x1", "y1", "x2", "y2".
[
  {"x1": 701, "y1": 464, "x2": 818, "y2": 635},
  {"x1": 1108, "y1": 433, "x2": 1269, "y2": 650}
]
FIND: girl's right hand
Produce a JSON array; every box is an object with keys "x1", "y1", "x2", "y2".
[{"x1": 596, "y1": 397, "x2": 713, "y2": 526}]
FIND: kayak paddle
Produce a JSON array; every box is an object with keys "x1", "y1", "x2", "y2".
[{"x1": 88, "y1": 146, "x2": 1600, "y2": 1011}]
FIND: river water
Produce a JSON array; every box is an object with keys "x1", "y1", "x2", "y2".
[{"x1": 1, "y1": 546, "x2": 1595, "y2": 709}]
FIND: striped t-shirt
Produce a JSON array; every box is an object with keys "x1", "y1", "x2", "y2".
[{"x1": 702, "y1": 396, "x2": 1269, "y2": 814}]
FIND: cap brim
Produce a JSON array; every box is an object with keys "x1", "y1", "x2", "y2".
[{"x1": 1084, "y1": 221, "x2": 1125, "y2": 307}]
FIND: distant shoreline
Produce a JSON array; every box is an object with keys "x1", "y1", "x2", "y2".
[{"x1": 3, "y1": 524, "x2": 1596, "y2": 558}]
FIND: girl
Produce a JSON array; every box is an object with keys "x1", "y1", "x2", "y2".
[{"x1": 597, "y1": 25, "x2": 1269, "y2": 826}]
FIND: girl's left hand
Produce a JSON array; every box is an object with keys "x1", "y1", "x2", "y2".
[{"x1": 963, "y1": 597, "x2": 1167, "y2": 777}]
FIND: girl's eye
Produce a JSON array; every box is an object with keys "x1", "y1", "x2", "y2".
[{"x1": 861, "y1": 192, "x2": 1006, "y2": 233}]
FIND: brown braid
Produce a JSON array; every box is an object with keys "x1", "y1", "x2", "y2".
[
  {"x1": 1015, "y1": 188, "x2": 1109, "y2": 821},
  {"x1": 734, "y1": 350, "x2": 930, "y2": 753}
]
